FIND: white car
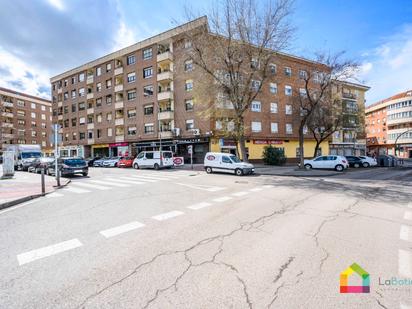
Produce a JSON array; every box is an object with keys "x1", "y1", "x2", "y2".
[
  {"x1": 304, "y1": 155, "x2": 349, "y2": 172},
  {"x1": 133, "y1": 151, "x2": 174, "y2": 170},
  {"x1": 358, "y1": 156, "x2": 377, "y2": 168},
  {"x1": 102, "y1": 157, "x2": 122, "y2": 167},
  {"x1": 204, "y1": 152, "x2": 254, "y2": 176}
]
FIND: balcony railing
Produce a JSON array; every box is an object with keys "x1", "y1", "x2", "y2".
[
  {"x1": 114, "y1": 67, "x2": 123, "y2": 75},
  {"x1": 114, "y1": 84, "x2": 123, "y2": 92},
  {"x1": 342, "y1": 92, "x2": 357, "y2": 100},
  {"x1": 158, "y1": 110, "x2": 174, "y2": 120},
  {"x1": 157, "y1": 70, "x2": 173, "y2": 82},
  {"x1": 1, "y1": 101, "x2": 13, "y2": 107},
  {"x1": 87, "y1": 76, "x2": 94, "y2": 84},
  {"x1": 157, "y1": 91, "x2": 173, "y2": 101},
  {"x1": 157, "y1": 51, "x2": 173, "y2": 63}
]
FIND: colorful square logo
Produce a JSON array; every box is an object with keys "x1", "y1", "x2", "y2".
[{"x1": 340, "y1": 263, "x2": 370, "y2": 293}]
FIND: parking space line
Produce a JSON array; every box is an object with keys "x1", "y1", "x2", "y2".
[
  {"x1": 231, "y1": 191, "x2": 249, "y2": 197},
  {"x1": 88, "y1": 180, "x2": 130, "y2": 187},
  {"x1": 63, "y1": 187, "x2": 91, "y2": 194},
  {"x1": 187, "y1": 202, "x2": 213, "y2": 210},
  {"x1": 400, "y1": 225, "x2": 411, "y2": 242},
  {"x1": 212, "y1": 196, "x2": 233, "y2": 203},
  {"x1": 70, "y1": 182, "x2": 110, "y2": 190},
  {"x1": 100, "y1": 221, "x2": 145, "y2": 238},
  {"x1": 399, "y1": 249, "x2": 412, "y2": 277},
  {"x1": 17, "y1": 239, "x2": 83, "y2": 265},
  {"x1": 404, "y1": 211, "x2": 412, "y2": 221},
  {"x1": 151, "y1": 210, "x2": 184, "y2": 221}
]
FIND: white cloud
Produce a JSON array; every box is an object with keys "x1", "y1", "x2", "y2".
[
  {"x1": 112, "y1": 21, "x2": 137, "y2": 51},
  {"x1": 360, "y1": 24, "x2": 412, "y2": 105},
  {"x1": 46, "y1": 0, "x2": 65, "y2": 11}
]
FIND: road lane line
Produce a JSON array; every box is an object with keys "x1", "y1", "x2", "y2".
[
  {"x1": 88, "y1": 180, "x2": 130, "y2": 187},
  {"x1": 17, "y1": 239, "x2": 83, "y2": 265},
  {"x1": 104, "y1": 178, "x2": 145, "y2": 185},
  {"x1": 212, "y1": 196, "x2": 233, "y2": 203},
  {"x1": 187, "y1": 202, "x2": 213, "y2": 210},
  {"x1": 0, "y1": 200, "x2": 37, "y2": 214},
  {"x1": 231, "y1": 191, "x2": 249, "y2": 197},
  {"x1": 404, "y1": 211, "x2": 412, "y2": 221},
  {"x1": 400, "y1": 225, "x2": 411, "y2": 242},
  {"x1": 151, "y1": 210, "x2": 184, "y2": 221},
  {"x1": 71, "y1": 182, "x2": 110, "y2": 190},
  {"x1": 249, "y1": 187, "x2": 263, "y2": 192},
  {"x1": 63, "y1": 187, "x2": 91, "y2": 194},
  {"x1": 45, "y1": 192, "x2": 64, "y2": 198},
  {"x1": 100, "y1": 221, "x2": 145, "y2": 238},
  {"x1": 399, "y1": 249, "x2": 412, "y2": 277}
]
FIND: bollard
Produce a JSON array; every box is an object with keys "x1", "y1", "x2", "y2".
[
  {"x1": 56, "y1": 167, "x2": 61, "y2": 187},
  {"x1": 41, "y1": 166, "x2": 46, "y2": 196}
]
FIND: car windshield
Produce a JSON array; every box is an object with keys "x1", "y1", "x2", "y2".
[
  {"x1": 64, "y1": 159, "x2": 85, "y2": 166},
  {"x1": 162, "y1": 152, "x2": 172, "y2": 158},
  {"x1": 21, "y1": 152, "x2": 42, "y2": 159},
  {"x1": 229, "y1": 155, "x2": 241, "y2": 163}
]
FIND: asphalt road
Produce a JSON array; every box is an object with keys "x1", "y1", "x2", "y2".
[{"x1": 1, "y1": 167, "x2": 411, "y2": 308}]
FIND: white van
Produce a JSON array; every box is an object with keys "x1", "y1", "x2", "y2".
[
  {"x1": 132, "y1": 151, "x2": 174, "y2": 170},
  {"x1": 203, "y1": 152, "x2": 255, "y2": 176}
]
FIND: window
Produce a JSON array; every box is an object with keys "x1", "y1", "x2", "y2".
[
  {"x1": 184, "y1": 40, "x2": 192, "y2": 49},
  {"x1": 107, "y1": 128, "x2": 113, "y2": 137},
  {"x1": 184, "y1": 59, "x2": 193, "y2": 72},
  {"x1": 79, "y1": 102, "x2": 86, "y2": 111},
  {"x1": 143, "y1": 67, "x2": 153, "y2": 78},
  {"x1": 31, "y1": 103, "x2": 36, "y2": 109},
  {"x1": 271, "y1": 122, "x2": 278, "y2": 133},
  {"x1": 41, "y1": 105, "x2": 46, "y2": 111},
  {"x1": 286, "y1": 123, "x2": 293, "y2": 134},
  {"x1": 97, "y1": 129, "x2": 102, "y2": 138},
  {"x1": 185, "y1": 80, "x2": 193, "y2": 92},
  {"x1": 186, "y1": 119, "x2": 194, "y2": 130},
  {"x1": 64, "y1": 92, "x2": 68, "y2": 100},
  {"x1": 79, "y1": 132, "x2": 85, "y2": 140},
  {"x1": 284, "y1": 67, "x2": 292, "y2": 76},
  {"x1": 128, "y1": 127, "x2": 137, "y2": 135},
  {"x1": 185, "y1": 99, "x2": 194, "y2": 111},
  {"x1": 269, "y1": 83, "x2": 278, "y2": 94},
  {"x1": 96, "y1": 67, "x2": 102, "y2": 76},
  {"x1": 222, "y1": 156, "x2": 232, "y2": 164},
  {"x1": 285, "y1": 104, "x2": 292, "y2": 115},
  {"x1": 96, "y1": 83, "x2": 102, "y2": 92},
  {"x1": 106, "y1": 112, "x2": 112, "y2": 121},
  {"x1": 17, "y1": 110, "x2": 25, "y2": 117},
  {"x1": 269, "y1": 63, "x2": 277, "y2": 75},
  {"x1": 127, "y1": 109, "x2": 136, "y2": 118},
  {"x1": 299, "y1": 70, "x2": 307, "y2": 79},
  {"x1": 106, "y1": 79, "x2": 112, "y2": 89},
  {"x1": 106, "y1": 63, "x2": 112, "y2": 72},
  {"x1": 41, "y1": 114, "x2": 46, "y2": 120},
  {"x1": 106, "y1": 95, "x2": 112, "y2": 105},
  {"x1": 31, "y1": 131, "x2": 37, "y2": 137},
  {"x1": 251, "y1": 101, "x2": 261, "y2": 112},
  {"x1": 299, "y1": 88, "x2": 307, "y2": 97},
  {"x1": 270, "y1": 103, "x2": 278, "y2": 113},
  {"x1": 143, "y1": 85, "x2": 154, "y2": 97},
  {"x1": 79, "y1": 73, "x2": 85, "y2": 82},
  {"x1": 63, "y1": 106, "x2": 69, "y2": 114},
  {"x1": 96, "y1": 98, "x2": 102, "y2": 107},
  {"x1": 127, "y1": 72, "x2": 136, "y2": 83},
  {"x1": 143, "y1": 48, "x2": 152, "y2": 60},
  {"x1": 303, "y1": 125, "x2": 308, "y2": 134},
  {"x1": 144, "y1": 123, "x2": 154, "y2": 134},
  {"x1": 87, "y1": 115, "x2": 93, "y2": 124},
  {"x1": 251, "y1": 121, "x2": 262, "y2": 132},
  {"x1": 71, "y1": 118, "x2": 77, "y2": 126},
  {"x1": 285, "y1": 85, "x2": 292, "y2": 96},
  {"x1": 79, "y1": 117, "x2": 86, "y2": 125},
  {"x1": 17, "y1": 100, "x2": 25, "y2": 107},
  {"x1": 79, "y1": 88, "x2": 85, "y2": 97},
  {"x1": 31, "y1": 121, "x2": 37, "y2": 127},
  {"x1": 144, "y1": 105, "x2": 154, "y2": 115},
  {"x1": 31, "y1": 112, "x2": 36, "y2": 119},
  {"x1": 64, "y1": 79, "x2": 68, "y2": 87},
  {"x1": 251, "y1": 80, "x2": 261, "y2": 91},
  {"x1": 127, "y1": 90, "x2": 137, "y2": 101},
  {"x1": 251, "y1": 58, "x2": 259, "y2": 69},
  {"x1": 70, "y1": 90, "x2": 76, "y2": 99},
  {"x1": 127, "y1": 54, "x2": 136, "y2": 65}
]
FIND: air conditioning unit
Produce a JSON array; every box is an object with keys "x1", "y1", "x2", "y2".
[
  {"x1": 173, "y1": 128, "x2": 180, "y2": 136},
  {"x1": 191, "y1": 129, "x2": 200, "y2": 136}
]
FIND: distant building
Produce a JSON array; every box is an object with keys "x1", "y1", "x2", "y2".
[
  {"x1": 365, "y1": 90, "x2": 412, "y2": 158},
  {"x1": 0, "y1": 87, "x2": 53, "y2": 155}
]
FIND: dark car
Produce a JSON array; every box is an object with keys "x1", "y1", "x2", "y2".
[
  {"x1": 48, "y1": 157, "x2": 88, "y2": 177},
  {"x1": 86, "y1": 157, "x2": 101, "y2": 167},
  {"x1": 345, "y1": 156, "x2": 363, "y2": 168},
  {"x1": 28, "y1": 157, "x2": 55, "y2": 173}
]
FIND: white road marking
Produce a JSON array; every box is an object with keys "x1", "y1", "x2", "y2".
[
  {"x1": 400, "y1": 302, "x2": 412, "y2": 309},
  {"x1": 124, "y1": 176, "x2": 157, "y2": 183},
  {"x1": 104, "y1": 178, "x2": 145, "y2": 185},
  {"x1": 0, "y1": 200, "x2": 37, "y2": 214},
  {"x1": 17, "y1": 239, "x2": 83, "y2": 265},
  {"x1": 409, "y1": 203, "x2": 412, "y2": 209},
  {"x1": 132, "y1": 175, "x2": 177, "y2": 181},
  {"x1": 400, "y1": 225, "x2": 412, "y2": 242},
  {"x1": 263, "y1": 185, "x2": 274, "y2": 188},
  {"x1": 399, "y1": 249, "x2": 412, "y2": 277},
  {"x1": 151, "y1": 210, "x2": 184, "y2": 221},
  {"x1": 231, "y1": 191, "x2": 249, "y2": 197},
  {"x1": 212, "y1": 196, "x2": 233, "y2": 203},
  {"x1": 88, "y1": 180, "x2": 130, "y2": 187},
  {"x1": 249, "y1": 187, "x2": 263, "y2": 192},
  {"x1": 100, "y1": 221, "x2": 145, "y2": 238},
  {"x1": 63, "y1": 187, "x2": 91, "y2": 194},
  {"x1": 70, "y1": 182, "x2": 110, "y2": 190},
  {"x1": 175, "y1": 182, "x2": 226, "y2": 192},
  {"x1": 45, "y1": 192, "x2": 64, "y2": 198},
  {"x1": 404, "y1": 211, "x2": 412, "y2": 221},
  {"x1": 138, "y1": 173, "x2": 181, "y2": 179},
  {"x1": 187, "y1": 202, "x2": 212, "y2": 210}
]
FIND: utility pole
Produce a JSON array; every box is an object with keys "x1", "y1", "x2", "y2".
[{"x1": 54, "y1": 124, "x2": 61, "y2": 186}]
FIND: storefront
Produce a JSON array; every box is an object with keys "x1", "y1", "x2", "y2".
[
  {"x1": 330, "y1": 143, "x2": 366, "y2": 156},
  {"x1": 92, "y1": 144, "x2": 109, "y2": 158},
  {"x1": 109, "y1": 142, "x2": 129, "y2": 157},
  {"x1": 59, "y1": 145, "x2": 85, "y2": 158}
]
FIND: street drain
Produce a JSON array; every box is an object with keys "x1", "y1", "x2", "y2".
[{"x1": 235, "y1": 181, "x2": 249, "y2": 184}]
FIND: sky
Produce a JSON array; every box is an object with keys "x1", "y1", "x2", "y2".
[{"x1": 0, "y1": 0, "x2": 411, "y2": 105}]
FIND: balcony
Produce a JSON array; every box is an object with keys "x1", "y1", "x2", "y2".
[
  {"x1": 87, "y1": 138, "x2": 95, "y2": 145},
  {"x1": 87, "y1": 123, "x2": 94, "y2": 130},
  {"x1": 115, "y1": 101, "x2": 124, "y2": 109},
  {"x1": 114, "y1": 84, "x2": 123, "y2": 92},
  {"x1": 157, "y1": 71, "x2": 173, "y2": 82},
  {"x1": 158, "y1": 131, "x2": 173, "y2": 139},
  {"x1": 115, "y1": 118, "x2": 124, "y2": 126},
  {"x1": 157, "y1": 51, "x2": 173, "y2": 63},
  {"x1": 58, "y1": 115, "x2": 63, "y2": 121},
  {"x1": 157, "y1": 91, "x2": 173, "y2": 101},
  {"x1": 58, "y1": 101, "x2": 62, "y2": 107},
  {"x1": 1, "y1": 101, "x2": 13, "y2": 107},
  {"x1": 3, "y1": 133, "x2": 14, "y2": 139},
  {"x1": 158, "y1": 110, "x2": 174, "y2": 120},
  {"x1": 342, "y1": 92, "x2": 357, "y2": 100},
  {"x1": 115, "y1": 135, "x2": 125, "y2": 142},
  {"x1": 87, "y1": 108, "x2": 94, "y2": 115},
  {"x1": 87, "y1": 93, "x2": 94, "y2": 100},
  {"x1": 114, "y1": 67, "x2": 123, "y2": 75},
  {"x1": 87, "y1": 76, "x2": 94, "y2": 84},
  {"x1": 1, "y1": 112, "x2": 14, "y2": 118},
  {"x1": 2, "y1": 122, "x2": 13, "y2": 128},
  {"x1": 58, "y1": 88, "x2": 62, "y2": 94}
]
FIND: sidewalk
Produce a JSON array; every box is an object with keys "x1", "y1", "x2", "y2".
[{"x1": 0, "y1": 166, "x2": 70, "y2": 210}]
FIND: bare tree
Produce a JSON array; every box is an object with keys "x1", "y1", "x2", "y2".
[
  {"x1": 292, "y1": 52, "x2": 359, "y2": 168},
  {"x1": 183, "y1": 0, "x2": 294, "y2": 162}
]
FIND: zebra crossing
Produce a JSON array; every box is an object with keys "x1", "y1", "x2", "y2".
[{"x1": 54, "y1": 171, "x2": 199, "y2": 197}]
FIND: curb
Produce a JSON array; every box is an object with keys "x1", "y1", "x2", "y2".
[
  {"x1": 255, "y1": 172, "x2": 341, "y2": 177},
  {"x1": 0, "y1": 179, "x2": 71, "y2": 211}
]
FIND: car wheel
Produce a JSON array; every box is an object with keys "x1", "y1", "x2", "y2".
[
  {"x1": 363, "y1": 162, "x2": 370, "y2": 168},
  {"x1": 114, "y1": 163, "x2": 118, "y2": 167},
  {"x1": 235, "y1": 168, "x2": 243, "y2": 176},
  {"x1": 304, "y1": 164, "x2": 312, "y2": 170},
  {"x1": 205, "y1": 167, "x2": 213, "y2": 174},
  {"x1": 82, "y1": 173, "x2": 88, "y2": 177},
  {"x1": 354, "y1": 163, "x2": 360, "y2": 168},
  {"x1": 133, "y1": 163, "x2": 139, "y2": 169},
  {"x1": 154, "y1": 163, "x2": 160, "y2": 170},
  {"x1": 335, "y1": 164, "x2": 344, "y2": 172}
]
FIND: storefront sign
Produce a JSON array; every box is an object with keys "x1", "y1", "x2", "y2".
[
  {"x1": 253, "y1": 140, "x2": 283, "y2": 145},
  {"x1": 92, "y1": 144, "x2": 109, "y2": 149},
  {"x1": 173, "y1": 157, "x2": 184, "y2": 166},
  {"x1": 109, "y1": 142, "x2": 128, "y2": 147}
]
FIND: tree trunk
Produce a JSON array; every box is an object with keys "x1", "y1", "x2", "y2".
[
  {"x1": 298, "y1": 124, "x2": 305, "y2": 169},
  {"x1": 313, "y1": 140, "x2": 321, "y2": 157},
  {"x1": 238, "y1": 135, "x2": 249, "y2": 162}
]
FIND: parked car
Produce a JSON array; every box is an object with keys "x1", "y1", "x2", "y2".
[
  {"x1": 86, "y1": 157, "x2": 101, "y2": 167},
  {"x1": 132, "y1": 151, "x2": 174, "y2": 170},
  {"x1": 28, "y1": 157, "x2": 55, "y2": 173},
  {"x1": 345, "y1": 156, "x2": 363, "y2": 168},
  {"x1": 102, "y1": 156, "x2": 122, "y2": 167},
  {"x1": 118, "y1": 157, "x2": 134, "y2": 168},
  {"x1": 48, "y1": 157, "x2": 88, "y2": 177},
  {"x1": 358, "y1": 156, "x2": 377, "y2": 168},
  {"x1": 304, "y1": 155, "x2": 349, "y2": 172},
  {"x1": 93, "y1": 157, "x2": 107, "y2": 167},
  {"x1": 203, "y1": 152, "x2": 255, "y2": 176}
]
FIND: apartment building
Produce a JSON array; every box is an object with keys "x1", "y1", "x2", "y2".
[
  {"x1": 0, "y1": 87, "x2": 53, "y2": 154},
  {"x1": 366, "y1": 90, "x2": 412, "y2": 158},
  {"x1": 50, "y1": 17, "x2": 332, "y2": 162},
  {"x1": 329, "y1": 81, "x2": 370, "y2": 156}
]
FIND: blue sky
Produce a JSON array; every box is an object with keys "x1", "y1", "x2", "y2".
[{"x1": 0, "y1": 0, "x2": 411, "y2": 104}]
